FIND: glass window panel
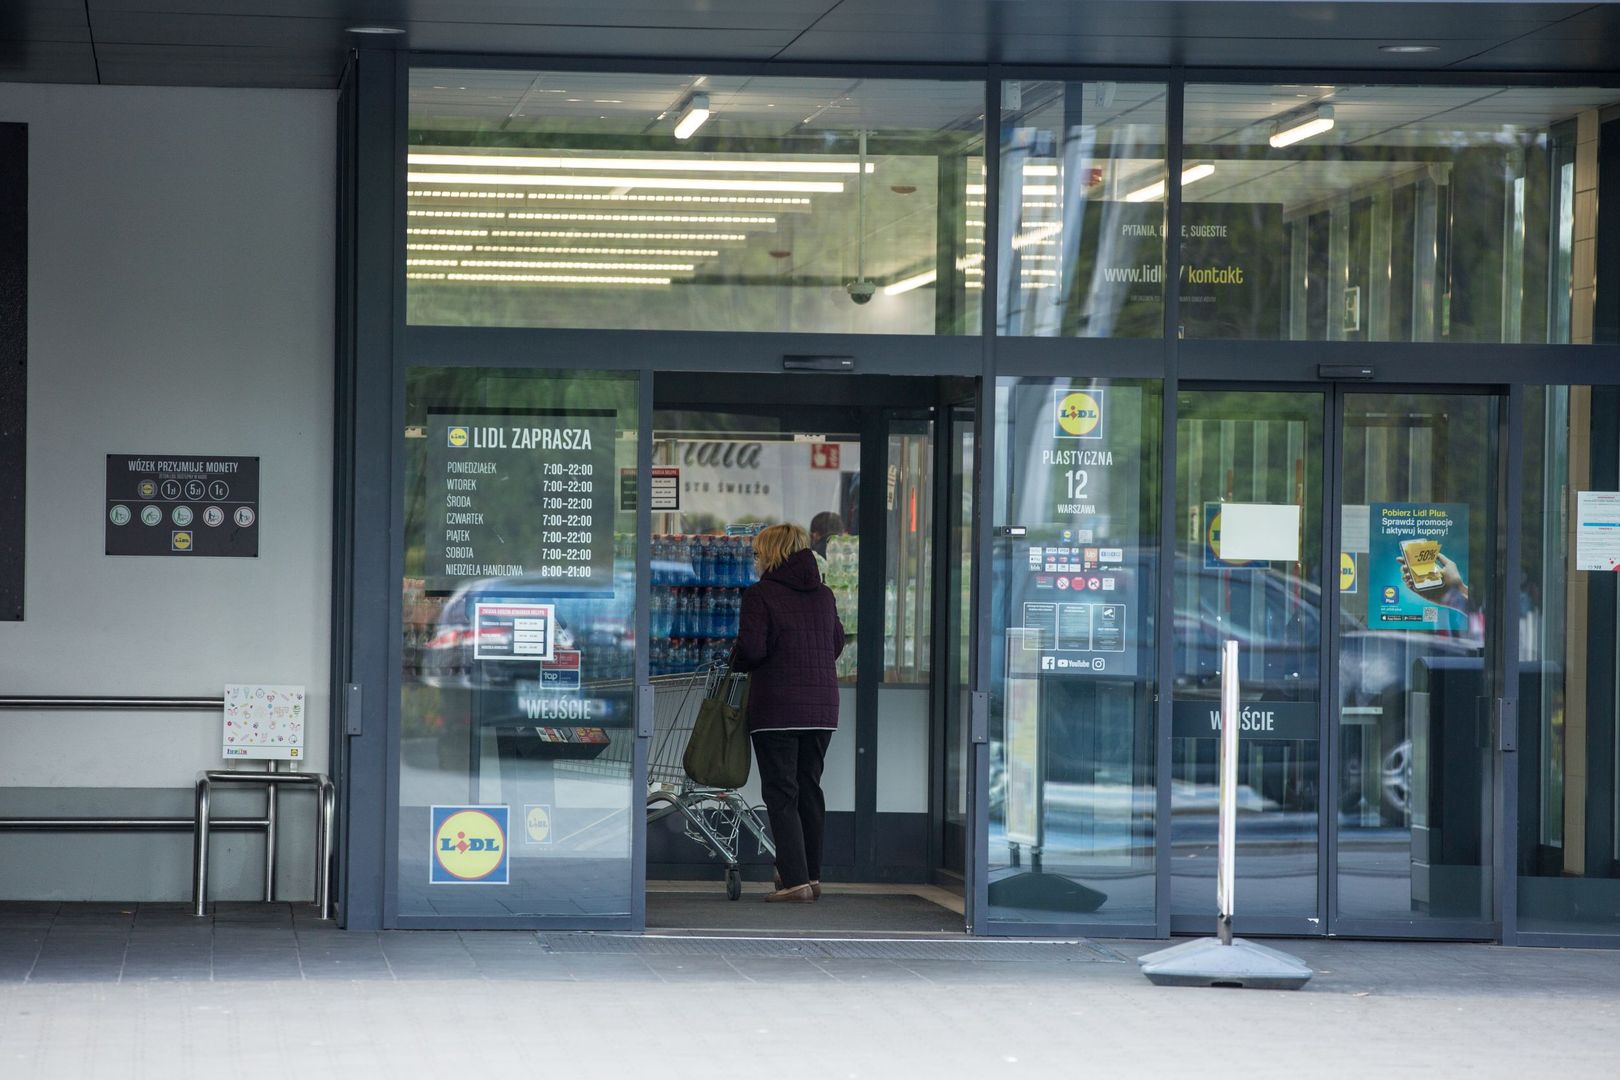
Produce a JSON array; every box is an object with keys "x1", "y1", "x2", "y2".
[
  {"x1": 1335, "y1": 392, "x2": 1498, "y2": 925},
  {"x1": 986, "y1": 377, "x2": 1161, "y2": 926},
  {"x1": 1171, "y1": 391, "x2": 1325, "y2": 922},
  {"x1": 1518, "y1": 386, "x2": 1620, "y2": 937},
  {"x1": 1182, "y1": 84, "x2": 1617, "y2": 343},
  {"x1": 884, "y1": 420, "x2": 933, "y2": 685},
  {"x1": 399, "y1": 368, "x2": 638, "y2": 920},
  {"x1": 997, "y1": 81, "x2": 1168, "y2": 337},
  {"x1": 408, "y1": 70, "x2": 984, "y2": 335}
]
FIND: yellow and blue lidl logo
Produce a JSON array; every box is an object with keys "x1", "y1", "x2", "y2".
[
  {"x1": 1054, "y1": 389, "x2": 1104, "y2": 439},
  {"x1": 446, "y1": 426, "x2": 470, "y2": 448},
  {"x1": 524, "y1": 804, "x2": 553, "y2": 845},
  {"x1": 430, "y1": 805, "x2": 509, "y2": 884},
  {"x1": 1340, "y1": 552, "x2": 1358, "y2": 594}
]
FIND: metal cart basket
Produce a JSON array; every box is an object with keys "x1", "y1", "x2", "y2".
[{"x1": 645, "y1": 663, "x2": 774, "y2": 900}]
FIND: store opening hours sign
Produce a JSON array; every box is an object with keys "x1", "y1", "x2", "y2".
[{"x1": 425, "y1": 410, "x2": 617, "y2": 593}]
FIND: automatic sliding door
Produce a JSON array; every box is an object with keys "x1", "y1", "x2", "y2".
[
  {"x1": 396, "y1": 368, "x2": 641, "y2": 927},
  {"x1": 1333, "y1": 391, "x2": 1499, "y2": 935},
  {"x1": 1171, "y1": 390, "x2": 1326, "y2": 932}
]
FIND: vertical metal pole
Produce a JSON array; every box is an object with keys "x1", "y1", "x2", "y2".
[
  {"x1": 192, "y1": 777, "x2": 211, "y2": 917},
  {"x1": 263, "y1": 760, "x2": 279, "y2": 902},
  {"x1": 1217, "y1": 638, "x2": 1240, "y2": 946},
  {"x1": 317, "y1": 776, "x2": 336, "y2": 919}
]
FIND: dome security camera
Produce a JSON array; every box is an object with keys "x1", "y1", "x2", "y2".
[{"x1": 846, "y1": 279, "x2": 876, "y2": 305}]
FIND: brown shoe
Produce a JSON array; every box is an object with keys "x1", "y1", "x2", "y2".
[
  {"x1": 773, "y1": 871, "x2": 822, "y2": 901},
  {"x1": 764, "y1": 884, "x2": 815, "y2": 903}
]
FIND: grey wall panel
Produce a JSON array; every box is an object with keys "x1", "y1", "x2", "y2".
[
  {"x1": 0, "y1": 787, "x2": 318, "y2": 902},
  {"x1": 0, "y1": 83, "x2": 335, "y2": 899}
]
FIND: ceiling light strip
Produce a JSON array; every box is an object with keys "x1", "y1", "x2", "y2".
[
  {"x1": 471, "y1": 246, "x2": 720, "y2": 257},
  {"x1": 504, "y1": 212, "x2": 774, "y2": 225},
  {"x1": 446, "y1": 272, "x2": 673, "y2": 286},
  {"x1": 1123, "y1": 163, "x2": 1217, "y2": 203},
  {"x1": 457, "y1": 260, "x2": 697, "y2": 272},
  {"x1": 1269, "y1": 106, "x2": 1335, "y2": 148},
  {"x1": 489, "y1": 230, "x2": 748, "y2": 241},
  {"x1": 410, "y1": 153, "x2": 875, "y2": 175},
  {"x1": 407, "y1": 171, "x2": 844, "y2": 194}
]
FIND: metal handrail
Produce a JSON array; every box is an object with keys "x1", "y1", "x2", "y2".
[
  {"x1": 0, "y1": 695, "x2": 223, "y2": 709},
  {"x1": 0, "y1": 817, "x2": 267, "y2": 831}
]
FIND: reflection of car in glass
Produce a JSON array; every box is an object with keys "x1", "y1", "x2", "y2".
[
  {"x1": 990, "y1": 555, "x2": 1480, "y2": 830},
  {"x1": 417, "y1": 569, "x2": 636, "y2": 691}
]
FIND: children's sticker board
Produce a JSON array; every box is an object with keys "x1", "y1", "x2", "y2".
[{"x1": 223, "y1": 684, "x2": 306, "y2": 760}]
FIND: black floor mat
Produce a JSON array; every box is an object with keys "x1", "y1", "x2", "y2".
[{"x1": 646, "y1": 890, "x2": 963, "y2": 933}]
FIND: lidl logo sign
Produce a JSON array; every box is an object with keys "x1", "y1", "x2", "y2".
[
  {"x1": 171, "y1": 530, "x2": 194, "y2": 552},
  {"x1": 430, "y1": 805, "x2": 509, "y2": 884},
  {"x1": 524, "y1": 804, "x2": 553, "y2": 845},
  {"x1": 446, "y1": 426, "x2": 470, "y2": 448},
  {"x1": 1339, "y1": 552, "x2": 1358, "y2": 594},
  {"x1": 1054, "y1": 389, "x2": 1104, "y2": 439}
]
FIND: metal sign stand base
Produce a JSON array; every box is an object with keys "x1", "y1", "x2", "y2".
[
  {"x1": 1141, "y1": 639, "x2": 1312, "y2": 990},
  {"x1": 1138, "y1": 935, "x2": 1313, "y2": 990}
]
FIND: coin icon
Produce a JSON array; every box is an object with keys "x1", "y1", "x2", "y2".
[
  {"x1": 109, "y1": 505, "x2": 132, "y2": 526},
  {"x1": 172, "y1": 506, "x2": 194, "y2": 527},
  {"x1": 140, "y1": 505, "x2": 163, "y2": 526},
  {"x1": 208, "y1": 480, "x2": 229, "y2": 500},
  {"x1": 203, "y1": 506, "x2": 225, "y2": 528},
  {"x1": 184, "y1": 479, "x2": 205, "y2": 500},
  {"x1": 160, "y1": 479, "x2": 182, "y2": 500},
  {"x1": 137, "y1": 480, "x2": 157, "y2": 499}
]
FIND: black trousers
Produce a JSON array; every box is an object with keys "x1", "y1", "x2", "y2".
[{"x1": 751, "y1": 729, "x2": 833, "y2": 889}]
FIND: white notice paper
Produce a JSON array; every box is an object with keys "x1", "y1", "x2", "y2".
[
  {"x1": 1575, "y1": 491, "x2": 1620, "y2": 572},
  {"x1": 1217, "y1": 502, "x2": 1303, "y2": 563},
  {"x1": 223, "y1": 684, "x2": 307, "y2": 760}
]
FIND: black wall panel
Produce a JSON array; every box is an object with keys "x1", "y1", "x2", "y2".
[{"x1": 0, "y1": 123, "x2": 25, "y2": 621}]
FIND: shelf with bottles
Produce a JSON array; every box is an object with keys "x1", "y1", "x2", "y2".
[
  {"x1": 651, "y1": 637, "x2": 734, "y2": 677},
  {"x1": 820, "y1": 535, "x2": 859, "y2": 624},
  {"x1": 651, "y1": 533, "x2": 759, "y2": 588}
]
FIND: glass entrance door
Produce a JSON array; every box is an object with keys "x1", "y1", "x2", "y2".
[
  {"x1": 1172, "y1": 386, "x2": 1504, "y2": 939},
  {"x1": 1332, "y1": 391, "x2": 1500, "y2": 937},
  {"x1": 395, "y1": 367, "x2": 643, "y2": 928},
  {"x1": 1171, "y1": 389, "x2": 1328, "y2": 933}
]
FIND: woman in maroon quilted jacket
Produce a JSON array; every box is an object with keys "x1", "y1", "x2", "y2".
[{"x1": 732, "y1": 523, "x2": 845, "y2": 903}]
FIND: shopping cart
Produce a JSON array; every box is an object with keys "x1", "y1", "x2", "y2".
[{"x1": 645, "y1": 663, "x2": 775, "y2": 900}]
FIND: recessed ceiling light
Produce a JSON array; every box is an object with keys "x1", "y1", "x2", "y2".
[
  {"x1": 1380, "y1": 43, "x2": 1439, "y2": 53},
  {"x1": 346, "y1": 25, "x2": 405, "y2": 34}
]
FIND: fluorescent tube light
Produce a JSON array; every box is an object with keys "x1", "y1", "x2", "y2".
[
  {"x1": 674, "y1": 94, "x2": 710, "y2": 140},
  {"x1": 1270, "y1": 106, "x2": 1335, "y2": 148},
  {"x1": 409, "y1": 153, "x2": 871, "y2": 175},
  {"x1": 458, "y1": 260, "x2": 697, "y2": 272},
  {"x1": 444, "y1": 273, "x2": 673, "y2": 286},
  {"x1": 489, "y1": 230, "x2": 748, "y2": 242},
  {"x1": 1123, "y1": 162, "x2": 1216, "y2": 202},
  {"x1": 884, "y1": 269, "x2": 938, "y2": 296},
  {"x1": 472, "y1": 246, "x2": 720, "y2": 258},
  {"x1": 407, "y1": 171, "x2": 842, "y2": 194},
  {"x1": 504, "y1": 212, "x2": 774, "y2": 225}
]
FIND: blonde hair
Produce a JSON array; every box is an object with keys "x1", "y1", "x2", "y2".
[{"x1": 752, "y1": 523, "x2": 810, "y2": 576}]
